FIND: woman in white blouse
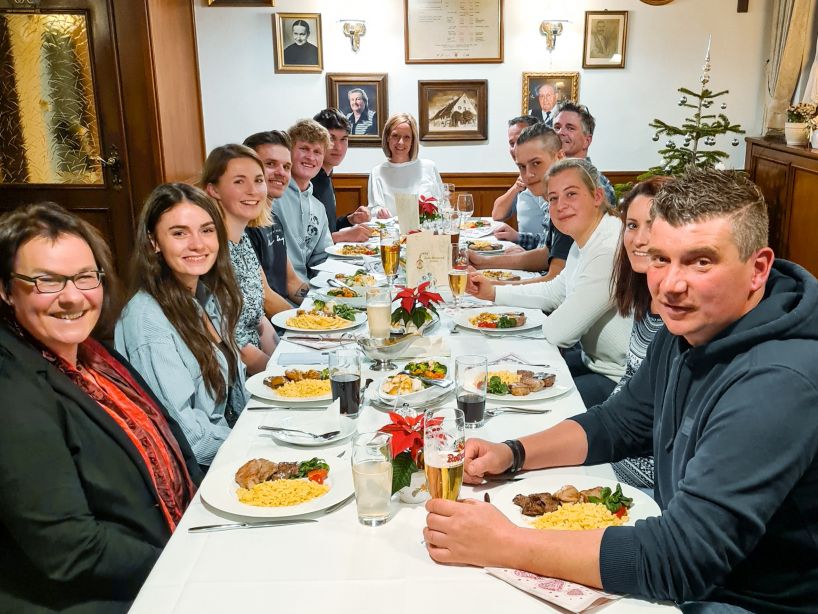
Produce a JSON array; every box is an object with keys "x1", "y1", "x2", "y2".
[
  {"x1": 468, "y1": 158, "x2": 632, "y2": 407},
  {"x1": 368, "y1": 112, "x2": 443, "y2": 218}
]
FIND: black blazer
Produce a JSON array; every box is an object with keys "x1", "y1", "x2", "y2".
[{"x1": 0, "y1": 325, "x2": 202, "y2": 613}]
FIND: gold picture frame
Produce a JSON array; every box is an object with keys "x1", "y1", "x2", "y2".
[
  {"x1": 521, "y1": 72, "x2": 580, "y2": 117},
  {"x1": 418, "y1": 80, "x2": 488, "y2": 142},
  {"x1": 326, "y1": 73, "x2": 388, "y2": 147},
  {"x1": 583, "y1": 11, "x2": 628, "y2": 69},
  {"x1": 404, "y1": 0, "x2": 503, "y2": 64},
  {"x1": 273, "y1": 12, "x2": 322, "y2": 74}
]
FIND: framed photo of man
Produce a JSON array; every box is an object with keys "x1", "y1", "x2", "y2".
[
  {"x1": 418, "y1": 80, "x2": 488, "y2": 142},
  {"x1": 326, "y1": 73, "x2": 388, "y2": 147},
  {"x1": 583, "y1": 11, "x2": 628, "y2": 69},
  {"x1": 273, "y1": 12, "x2": 322, "y2": 73},
  {"x1": 521, "y1": 72, "x2": 580, "y2": 121}
]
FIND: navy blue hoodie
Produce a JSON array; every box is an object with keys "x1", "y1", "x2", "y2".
[{"x1": 572, "y1": 260, "x2": 818, "y2": 612}]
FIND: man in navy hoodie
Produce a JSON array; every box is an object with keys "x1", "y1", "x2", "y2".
[{"x1": 424, "y1": 167, "x2": 818, "y2": 613}]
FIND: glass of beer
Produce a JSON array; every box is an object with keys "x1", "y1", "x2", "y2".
[
  {"x1": 379, "y1": 226, "x2": 401, "y2": 289},
  {"x1": 423, "y1": 407, "x2": 465, "y2": 500},
  {"x1": 329, "y1": 348, "x2": 362, "y2": 416},
  {"x1": 352, "y1": 431, "x2": 393, "y2": 527},
  {"x1": 365, "y1": 286, "x2": 392, "y2": 339},
  {"x1": 455, "y1": 354, "x2": 487, "y2": 428},
  {"x1": 449, "y1": 244, "x2": 468, "y2": 311}
]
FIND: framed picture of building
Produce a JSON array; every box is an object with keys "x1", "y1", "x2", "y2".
[
  {"x1": 521, "y1": 72, "x2": 580, "y2": 118},
  {"x1": 583, "y1": 11, "x2": 628, "y2": 69},
  {"x1": 418, "y1": 80, "x2": 488, "y2": 141},
  {"x1": 273, "y1": 12, "x2": 322, "y2": 73},
  {"x1": 326, "y1": 73, "x2": 388, "y2": 147}
]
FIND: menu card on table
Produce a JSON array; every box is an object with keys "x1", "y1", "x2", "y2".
[
  {"x1": 485, "y1": 568, "x2": 621, "y2": 612},
  {"x1": 405, "y1": 230, "x2": 451, "y2": 288},
  {"x1": 395, "y1": 192, "x2": 420, "y2": 235}
]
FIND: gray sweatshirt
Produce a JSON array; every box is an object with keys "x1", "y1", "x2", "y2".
[{"x1": 272, "y1": 178, "x2": 333, "y2": 279}]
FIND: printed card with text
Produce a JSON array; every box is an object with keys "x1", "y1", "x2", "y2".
[
  {"x1": 395, "y1": 193, "x2": 420, "y2": 235},
  {"x1": 405, "y1": 230, "x2": 451, "y2": 288}
]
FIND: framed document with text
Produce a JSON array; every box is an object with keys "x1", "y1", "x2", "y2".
[{"x1": 404, "y1": 0, "x2": 503, "y2": 64}]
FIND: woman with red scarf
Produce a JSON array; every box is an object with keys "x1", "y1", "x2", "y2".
[{"x1": 0, "y1": 203, "x2": 201, "y2": 613}]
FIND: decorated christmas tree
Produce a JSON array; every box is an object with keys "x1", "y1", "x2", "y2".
[{"x1": 647, "y1": 37, "x2": 745, "y2": 176}]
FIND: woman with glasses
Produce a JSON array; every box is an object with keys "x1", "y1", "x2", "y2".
[
  {"x1": 368, "y1": 112, "x2": 443, "y2": 218},
  {"x1": 468, "y1": 158, "x2": 632, "y2": 407},
  {"x1": 0, "y1": 203, "x2": 200, "y2": 612},
  {"x1": 115, "y1": 183, "x2": 247, "y2": 468}
]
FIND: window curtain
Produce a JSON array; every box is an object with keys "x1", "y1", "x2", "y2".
[{"x1": 764, "y1": 0, "x2": 815, "y2": 134}]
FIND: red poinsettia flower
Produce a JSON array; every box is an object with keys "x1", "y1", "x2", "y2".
[
  {"x1": 418, "y1": 194, "x2": 439, "y2": 218},
  {"x1": 415, "y1": 281, "x2": 444, "y2": 309},
  {"x1": 378, "y1": 412, "x2": 442, "y2": 465}
]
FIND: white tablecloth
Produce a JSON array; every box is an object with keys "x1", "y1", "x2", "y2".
[{"x1": 131, "y1": 309, "x2": 676, "y2": 613}]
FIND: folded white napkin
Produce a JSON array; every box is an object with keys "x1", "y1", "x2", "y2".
[
  {"x1": 320, "y1": 398, "x2": 341, "y2": 430},
  {"x1": 485, "y1": 568, "x2": 620, "y2": 612},
  {"x1": 277, "y1": 351, "x2": 327, "y2": 366},
  {"x1": 284, "y1": 337, "x2": 356, "y2": 351},
  {"x1": 311, "y1": 259, "x2": 366, "y2": 275},
  {"x1": 397, "y1": 335, "x2": 449, "y2": 358}
]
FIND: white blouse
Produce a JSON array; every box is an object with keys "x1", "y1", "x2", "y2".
[{"x1": 367, "y1": 158, "x2": 443, "y2": 217}]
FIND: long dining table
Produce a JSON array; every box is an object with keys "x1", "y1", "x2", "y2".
[{"x1": 131, "y1": 273, "x2": 677, "y2": 613}]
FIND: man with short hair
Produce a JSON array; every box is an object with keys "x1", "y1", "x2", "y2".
[
  {"x1": 553, "y1": 102, "x2": 616, "y2": 207},
  {"x1": 529, "y1": 83, "x2": 557, "y2": 126},
  {"x1": 346, "y1": 88, "x2": 377, "y2": 136},
  {"x1": 283, "y1": 19, "x2": 318, "y2": 65},
  {"x1": 242, "y1": 130, "x2": 310, "y2": 313},
  {"x1": 312, "y1": 108, "x2": 372, "y2": 244},
  {"x1": 491, "y1": 115, "x2": 539, "y2": 227},
  {"x1": 273, "y1": 119, "x2": 334, "y2": 279},
  {"x1": 425, "y1": 167, "x2": 818, "y2": 612}
]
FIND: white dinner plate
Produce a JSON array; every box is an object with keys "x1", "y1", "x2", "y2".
[
  {"x1": 199, "y1": 454, "x2": 354, "y2": 519},
  {"x1": 245, "y1": 365, "x2": 332, "y2": 403},
  {"x1": 464, "y1": 362, "x2": 572, "y2": 402},
  {"x1": 465, "y1": 240, "x2": 505, "y2": 255},
  {"x1": 325, "y1": 242, "x2": 379, "y2": 258},
  {"x1": 480, "y1": 268, "x2": 539, "y2": 282},
  {"x1": 310, "y1": 269, "x2": 380, "y2": 289},
  {"x1": 460, "y1": 218, "x2": 496, "y2": 237},
  {"x1": 491, "y1": 473, "x2": 661, "y2": 529},
  {"x1": 455, "y1": 306, "x2": 544, "y2": 333},
  {"x1": 271, "y1": 308, "x2": 366, "y2": 333},
  {"x1": 312, "y1": 290, "x2": 366, "y2": 309},
  {"x1": 376, "y1": 375, "x2": 453, "y2": 406},
  {"x1": 260, "y1": 415, "x2": 357, "y2": 447}
]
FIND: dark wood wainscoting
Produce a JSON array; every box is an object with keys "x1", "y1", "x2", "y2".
[{"x1": 334, "y1": 170, "x2": 642, "y2": 221}]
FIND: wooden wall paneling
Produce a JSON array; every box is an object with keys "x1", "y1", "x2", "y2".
[
  {"x1": 749, "y1": 155, "x2": 789, "y2": 256},
  {"x1": 787, "y1": 165, "x2": 818, "y2": 274}
]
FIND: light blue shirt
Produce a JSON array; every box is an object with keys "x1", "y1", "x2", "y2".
[{"x1": 114, "y1": 288, "x2": 246, "y2": 465}]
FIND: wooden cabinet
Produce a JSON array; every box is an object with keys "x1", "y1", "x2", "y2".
[{"x1": 745, "y1": 136, "x2": 818, "y2": 276}]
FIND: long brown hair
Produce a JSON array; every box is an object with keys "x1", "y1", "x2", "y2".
[
  {"x1": 199, "y1": 144, "x2": 271, "y2": 229},
  {"x1": 129, "y1": 183, "x2": 242, "y2": 403},
  {"x1": 0, "y1": 202, "x2": 121, "y2": 340},
  {"x1": 611, "y1": 176, "x2": 673, "y2": 320}
]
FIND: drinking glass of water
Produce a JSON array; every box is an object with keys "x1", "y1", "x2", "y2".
[
  {"x1": 455, "y1": 354, "x2": 487, "y2": 428},
  {"x1": 456, "y1": 193, "x2": 475, "y2": 226},
  {"x1": 352, "y1": 432, "x2": 393, "y2": 527},
  {"x1": 329, "y1": 348, "x2": 361, "y2": 416},
  {"x1": 366, "y1": 286, "x2": 392, "y2": 339}
]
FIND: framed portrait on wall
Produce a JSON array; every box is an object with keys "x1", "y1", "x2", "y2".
[
  {"x1": 583, "y1": 11, "x2": 628, "y2": 69},
  {"x1": 418, "y1": 80, "x2": 488, "y2": 142},
  {"x1": 273, "y1": 12, "x2": 322, "y2": 73},
  {"x1": 326, "y1": 73, "x2": 388, "y2": 147},
  {"x1": 521, "y1": 72, "x2": 580, "y2": 119},
  {"x1": 208, "y1": 1, "x2": 274, "y2": 6}
]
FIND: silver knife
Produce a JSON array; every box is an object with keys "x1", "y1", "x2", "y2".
[{"x1": 188, "y1": 518, "x2": 317, "y2": 533}]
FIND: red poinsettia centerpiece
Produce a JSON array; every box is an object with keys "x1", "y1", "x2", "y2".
[
  {"x1": 418, "y1": 194, "x2": 440, "y2": 223},
  {"x1": 378, "y1": 411, "x2": 442, "y2": 493},
  {"x1": 391, "y1": 281, "x2": 444, "y2": 329}
]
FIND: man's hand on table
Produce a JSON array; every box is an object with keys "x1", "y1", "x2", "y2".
[
  {"x1": 375, "y1": 207, "x2": 392, "y2": 219},
  {"x1": 493, "y1": 222, "x2": 519, "y2": 244},
  {"x1": 333, "y1": 224, "x2": 373, "y2": 243},
  {"x1": 464, "y1": 437, "x2": 513, "y2": 484},
  {"x1": 424, "y1": 498, "x2": 518, "y2": 568},
  {"x1": 467, "y1": 272, "x2": 497, "y2": 301},
  {"x1": 347, "y1": 206, "x2": 371, "y2": 225}
]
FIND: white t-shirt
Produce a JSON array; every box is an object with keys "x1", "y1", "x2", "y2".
[{"x1": 367, "y1": 158, "x2": 443, "y2": 216}]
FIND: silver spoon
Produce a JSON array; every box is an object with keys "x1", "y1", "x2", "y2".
[{"x1": 258, "y1": 426, "x2": 341, "y2": 440}]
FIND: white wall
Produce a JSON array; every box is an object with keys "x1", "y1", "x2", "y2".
[{"x1": 193, "y1": 0, "x2": 771, "y2": 174}]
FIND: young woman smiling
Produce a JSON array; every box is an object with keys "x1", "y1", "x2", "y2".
[
  {"x1": 115, "y1": 183, "x2": 246, "y2": 467},
  {"x1": 368, "y1": 112, "x2": 443, "y2": 218},
  {"x1": 201, "y1": 144, "x2": 278, "y2": 375},
  {"x1": 468, "y1": 158, "x2": 632, "y2": 407}
]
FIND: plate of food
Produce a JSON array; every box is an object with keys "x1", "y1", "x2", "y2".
[
  {"x1": 376, "y1": 371, "x2": 452, "y2": 406},
  {"x1": 310, "y1": 269, "x2": 381, "y2": 289},
  {"x1": 455, "y1": 307, "x2": 544, "y2": 332},
  {"x1": 245, "y1": 365, "x2": 332, "y2": 402},
  {"x1": 325, "y1": 242, "x2": 379, "y2": 258},
  {"x1": 313, "y1": 287, "x2": 366, "y2": 309},
  {"x1": 260, "y1": 415, "x2": 357, "y2": 447},
  {"x1": 466, "y1": 363, "x2": 572, "y2": 401},
  {"x1": 271, "y1": 302, "x2": 366, "y2": 332},
  {"x1": 481, "y1": 269, "x2": 539, "y2": 282},
  {"x1": 466, "y1": 240, "x2": 504, "y2": 254},
  {"x1": 461, "y1": 218, "x2": 491, "y2": 230},
  {"x1": 492, "y1": 474, "x2": 661, "y2": 530},
  {"x1": 199, "y1": 454, "x2": 354, "y2": 518}
]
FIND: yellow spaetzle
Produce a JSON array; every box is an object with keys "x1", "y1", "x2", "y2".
[
  {"x1": 286, "y1": 312, "x2": 348, "y2": 330},
  {"x1": 530, "y1": 502, "x2": 628, "y2": 531},
  {"x1": 275, "y1": 379, "x2": 331, "y2": 398},
  {"x1": 237, "y1": 479, "x2": 329, "y2": 507}
]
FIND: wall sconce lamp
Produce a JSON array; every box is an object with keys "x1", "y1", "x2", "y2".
[
  {"x1": 341, "y1": 19, "x2": 366, "y2": 52},
  {"x1": 540, "y1": 20, "x2": 568, "y2": 53}
]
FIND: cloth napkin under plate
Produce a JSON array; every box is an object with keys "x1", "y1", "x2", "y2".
[{"x1": 485, "y1": 568, "x2": 621, "y2": 612}]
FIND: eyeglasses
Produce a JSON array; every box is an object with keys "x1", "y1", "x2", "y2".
[{"x1": 11, "y1": 270, "x2": 104, "y2": 294}]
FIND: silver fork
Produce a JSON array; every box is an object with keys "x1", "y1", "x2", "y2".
[{"x1": 485, "y1": 406, "x2": 551, "y2": 417}]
